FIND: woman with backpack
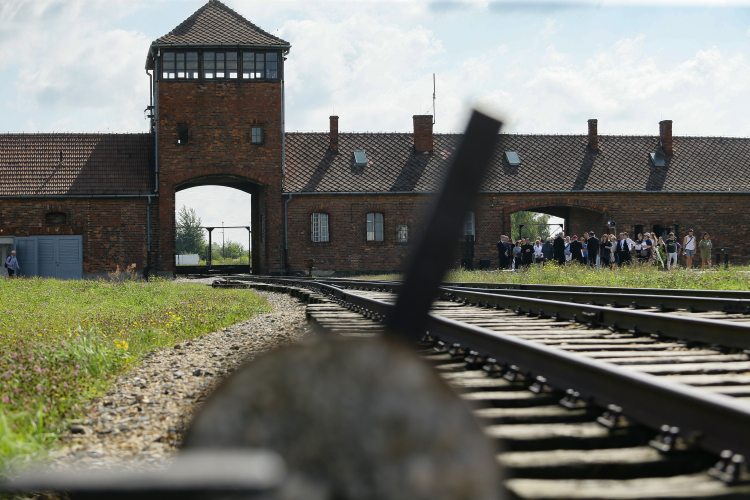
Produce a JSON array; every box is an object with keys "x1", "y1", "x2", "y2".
[{"x1": 5, "y1": 250, "x2": 20, "y2": 278}]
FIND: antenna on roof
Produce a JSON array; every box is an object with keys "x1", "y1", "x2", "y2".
[{"x1": 432, "y1": 73, "x2": 436, "y2": 125}]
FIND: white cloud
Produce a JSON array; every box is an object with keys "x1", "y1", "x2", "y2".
[
  {"x1": 280, "y1": 15, "x2": 444, "y2": 132},
  {"x1": 540, "y1": 18, "x2": 558, "y2": 39},
  {"x1": 508, "y1": 36, "x2": 750, "y2": 136},
  {"x1": 1, "y1": 0, "x2": 151, "y2": 132}
]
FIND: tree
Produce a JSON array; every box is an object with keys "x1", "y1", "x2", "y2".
[
  {"x1": 176, "y1": 206, "x2": 206, "y2": 256},
  {"x1": 511, "y1": 211, "x2": 551, "y2": 242}
]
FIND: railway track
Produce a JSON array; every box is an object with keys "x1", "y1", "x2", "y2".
[{"x1": 224, "y1": 276, "x2": 750, "y2": 500}]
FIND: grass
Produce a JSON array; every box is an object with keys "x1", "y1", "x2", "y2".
[
  {"x1": 359, "y1": 262, "x2": 750, "y2": 290},
  {"x1": 0, "y1": 277, "x2": 270, "y2": 474}
]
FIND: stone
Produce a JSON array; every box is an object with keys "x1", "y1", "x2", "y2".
[{"x1": 185, "y1": 337, "x2": 502, "y2": 500}]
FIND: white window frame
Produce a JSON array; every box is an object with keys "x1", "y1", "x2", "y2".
[
  {"x1": 396, "y1": 224, "x2": 408, "y2": 244},
  {"x1": 366, "y1": 213, "x2": 384, "y2": 242},
  {"x1": 311, "y1": 213, "x2": 329, "y2": 243}
]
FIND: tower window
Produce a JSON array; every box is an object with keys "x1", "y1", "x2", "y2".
[
  {"x1": 242, "y1": 52, "x2": 278, "y2": 79},
  {"x1": 366, "y1": 213, "x2": 384, "y2": 242},
  {"x1": 251, "y1": 127, "x2": 263, "y2": 144},
  {"x1": 162, "y1": 52, "x2": 198, "y2": 79},
  {"x1": 203, "y1": 52, "x2": 237, "y2": 79},
  {"x1": 311, "y1": 213, "x2": 329, "y2": 242},
  {"x1": 177, "y1": 125, "x2": 189, "y2": 145}
]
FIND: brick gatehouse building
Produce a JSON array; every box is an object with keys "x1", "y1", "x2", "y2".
[{"x1": 2, "y1": 0, "x2": 749, "y2": 278}]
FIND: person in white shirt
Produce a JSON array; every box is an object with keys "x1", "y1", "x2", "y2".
[
  {"x1": 5, "y1": 250, "x2": 20, "y2": 278},
  {"x1": 683, "y1": 229, "x2": 696, "y2": 269},
  {"x1": 617, "y1": 232, "x2": 635, "y2": 265},
  {"x1": 533, "y1": 237, "x2": 543, "y2": 264}
]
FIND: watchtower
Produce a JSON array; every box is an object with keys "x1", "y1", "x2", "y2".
[{"x1": 145, "y1": 0, "x2": 290, "y2": 275}]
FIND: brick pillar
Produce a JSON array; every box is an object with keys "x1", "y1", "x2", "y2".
[
  {"x1": 587, "y1": 119, "x2": 599, "y2": 151},
  {"x1": 659, "y1": 120, "x2": 673, "y2": 154},
  {"x1": 330, "y1": 116, "x2": 339, "y2": 152},
  {"x1": 413, "y1": 115, "x2": 433, "y2": 153}
]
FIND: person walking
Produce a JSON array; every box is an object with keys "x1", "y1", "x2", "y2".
[
  {"x1": 699, "y1": 232, "x2": 712, "y2": 270},
  {"x1": 553, "y1": 232, "x2": 565, "y2": 265},
  {"x1": 587, "y1": 232, "x2": 600, "y2": 268},
  {"x1": 5, "y1": 250, "x2": 20, "y2": 278},
  {"x1": 683, "y1": 229, "x2": 696, "y2": 269}
]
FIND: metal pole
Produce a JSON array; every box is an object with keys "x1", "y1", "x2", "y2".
[
  {"x1": 222, "y1": 222, "x2": 225, "y2": 260},
  {"x1": 247, "y1": 226, "x2": 251, "y2": 274},
  {"x1": 206, "y1": 228, "x2": 213, "y2": 269}
]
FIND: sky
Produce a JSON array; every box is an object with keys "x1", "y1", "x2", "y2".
[{"x1": 2, "y1": 0, "x2": 750, "y2": 227}]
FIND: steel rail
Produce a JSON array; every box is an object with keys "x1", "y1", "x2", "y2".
[
  {"x1": 249, "y1": 277, "x2": 750, "y2": 349},
  {"x1": 442, "y1": 286, "x2": 750, "y2": 313},
  {"x1": 295, "y1": 279, "x2": 750, "y2": 459}
]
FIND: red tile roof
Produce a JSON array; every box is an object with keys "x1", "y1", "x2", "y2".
[
  {"x1": 153, "y1": 0, "x2": 289, "y2": 47},
  {"x1": 0, "y1": 133, "x2": 154, "y2": 196},
  {"x1": 284, "y1": 132, "x2": 750, "y2": 193}
]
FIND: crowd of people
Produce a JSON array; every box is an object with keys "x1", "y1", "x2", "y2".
[{"x1": 496, "y1": 229, "x2": 714, "y2": 271}]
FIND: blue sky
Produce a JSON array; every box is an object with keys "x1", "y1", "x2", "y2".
[{"x1": 2, "y1": 0, "x2": 749, "y2": 226}]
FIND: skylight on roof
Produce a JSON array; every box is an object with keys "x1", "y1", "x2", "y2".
[
  {"x1": 505, "y1": 151, "x2": 520, "y2": 166},
  {"x1": 354, "y1": 150, "x2": 368, "y2": 166},
  {"x1": 650, "y1": 152, "x2": 666, "y2": 167}
]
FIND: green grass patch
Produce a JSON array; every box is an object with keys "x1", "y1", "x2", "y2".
[
  {"x1": 359, "y1": 263, "x2": 750, "y2": 290},
  {"x1": 0, "y1": 277, "x2": 269, "y2": 473}
]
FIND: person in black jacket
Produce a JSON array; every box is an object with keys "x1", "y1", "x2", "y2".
[
  {"x1": 521, "y1": 238, "x2": 534, "y2": 268},
  {"x1": 553, "y1": 232, "x2": 565, "y2": 265},
  {"x1": 569, "y1": 235, "x2": 583, "y2": 264},
  {"x1": 587, "y1": 232, "x2": 600, "y2": 267}
]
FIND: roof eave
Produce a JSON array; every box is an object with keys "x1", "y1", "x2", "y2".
[{"x1": 150, "y1": 42, "x2": 291, "y2": 51}]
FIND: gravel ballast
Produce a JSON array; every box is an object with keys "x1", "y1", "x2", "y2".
[{"x1": 50, "y1": 286, "x2": 310, "y2": 471}]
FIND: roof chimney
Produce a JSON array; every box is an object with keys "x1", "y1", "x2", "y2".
[
  {"x1": 413, "y1": 115, "x2": 433, "y2": 154},
  {"x1": 659, "y1": 120, "x2": 673, "y2": 154},
  {"x1": 587, "y1": 119, "x2": 599, "y2": 151},
  {"x1": 329, "y1": 116, "x2": 339, "y2": 153}
]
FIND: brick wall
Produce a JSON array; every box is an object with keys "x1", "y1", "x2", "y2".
[
  {"x1": 0, "y1": 198, "x2": 152, "y2": 275},
  {"x1": 156, "y1": 80, "x2": 285, "y2": 275},
  {"x1": 286, "y1": 192, "x2": 750, "y2": 272}
]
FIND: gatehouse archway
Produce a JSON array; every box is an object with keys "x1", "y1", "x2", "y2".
[{"x1": 159, "y1": 174, "x2": 266, "y2": 275}]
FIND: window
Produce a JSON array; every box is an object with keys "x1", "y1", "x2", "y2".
[
  {"x1": 354, "y1": 150, "x2": 368, "y2": 166},
  {"x1": 242, "y1": 52, "x2": 278, "y2": 79},
  {"x1": 203, "y1": 52, "x2": 237, "y2": 79},
  {"x1": 366, "y1": 213, "x2": 384, "y2": 242},
  {"x1": 45, "y1": 212, "x2": 66, "y2": 225},
  {"x1": 177, "y1": 125, "x2": 189, "y2": 145},
  {"x1": 505, "y1": 152, "x2": 521, "y2": 165},
  {"x1": 311, "y1": 213, "x2": 329, "y2": 242},
  {"x1": 464, "y1": 212, "x2": 475, "y2": 237},
  {"x1": 251, "y1": 127, "x2": 263, "y2": 144},
  {"x1": 162, "y1": 52, "x2": 198, "y2": 79},
  {"x1": 396, "y1": 225, "x2": 408, "y2": 243}
]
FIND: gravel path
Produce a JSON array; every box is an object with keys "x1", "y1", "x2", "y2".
[{"x1": 50, "y1": 286, "x2": 310, "y2": 471}]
